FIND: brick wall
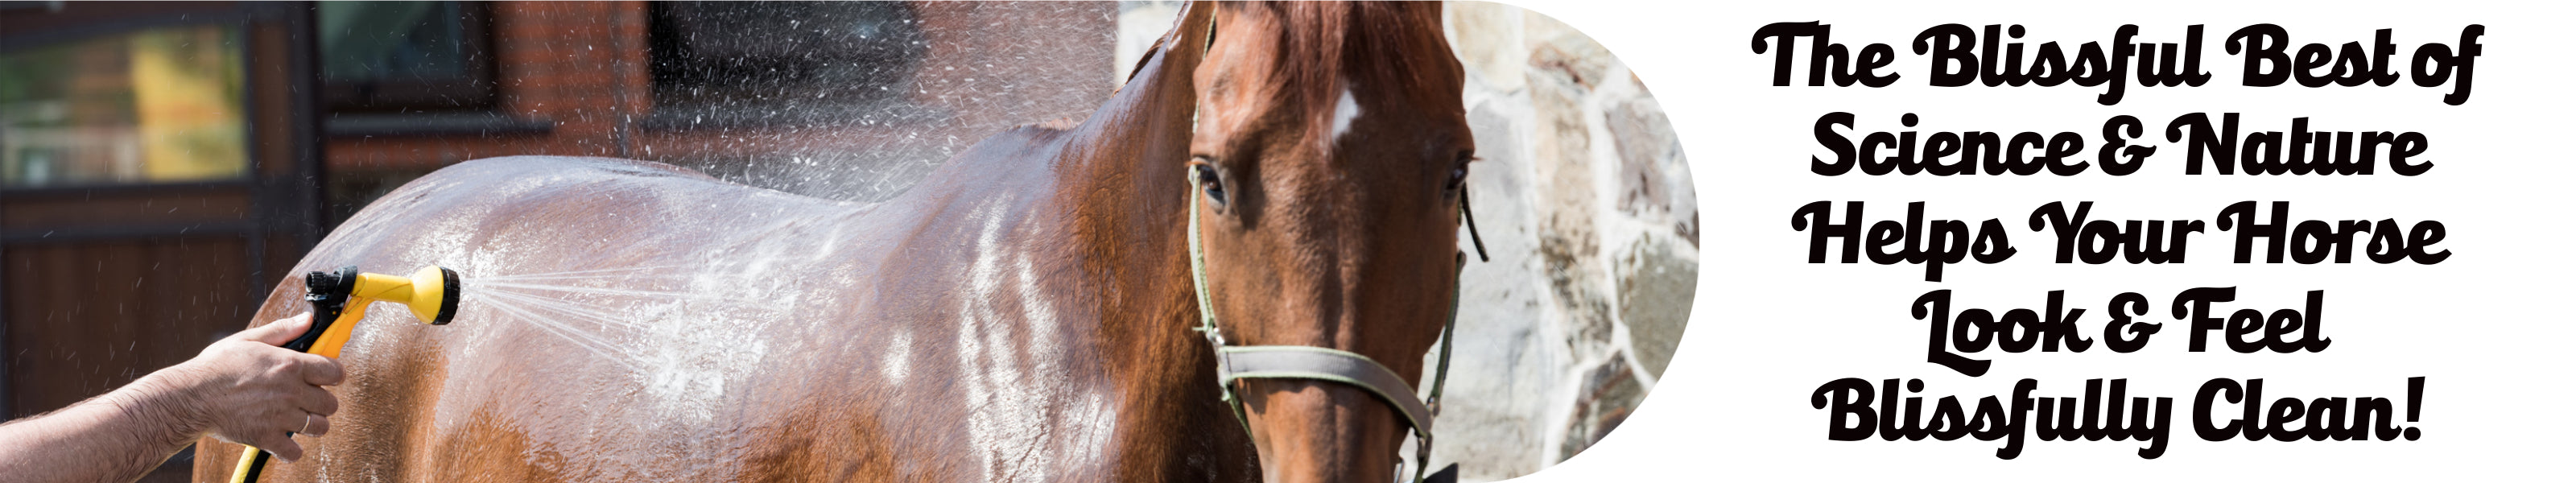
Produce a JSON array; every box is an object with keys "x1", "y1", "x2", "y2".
[{"x1": 321, "y1": 1, "x2": 1120, "y2": 219}]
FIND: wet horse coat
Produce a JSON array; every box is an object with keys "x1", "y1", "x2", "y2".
[{"x1": 195, "y1": 2, "x2": 1470, "y2": 482}]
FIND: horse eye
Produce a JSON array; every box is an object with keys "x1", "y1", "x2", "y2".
[
  {"x1": 1445, "y1": 153, "x2": 1474, "y2": 192},
  {"x1": 1195, "y1": 163, "x2": 1228, "y2": 208}
]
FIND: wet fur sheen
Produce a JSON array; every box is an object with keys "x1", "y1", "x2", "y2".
[{"x1": 193, "y1": 2, "x2": 1468, "y2": 482}]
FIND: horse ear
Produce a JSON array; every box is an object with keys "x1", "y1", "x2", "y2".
[{"x1": 1124, "y1": 0, "x2": 1216, "y2": 90}]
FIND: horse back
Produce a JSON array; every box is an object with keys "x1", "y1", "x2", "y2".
[{"x1": 194, "y1": 155, "x2": 937, "y2": 481}]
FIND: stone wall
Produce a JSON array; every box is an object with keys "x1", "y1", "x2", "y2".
[
  {"x1": 1117, "y1": 2, "x2": 1699, "y2": 481},
  {"x1": 1431, "y1": 2, "x2": 1698, "y2": 480}
]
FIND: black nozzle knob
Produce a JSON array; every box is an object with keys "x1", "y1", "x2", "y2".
[
  {"x1": 431, "y1": 266, "x2": 460, "y2": 325},
  {"x1": 287, "y1": 266, "x2": 361, "y2": 353},
  {"x1": 304, "y1": 266, "x2": 357, "y2": 304}
]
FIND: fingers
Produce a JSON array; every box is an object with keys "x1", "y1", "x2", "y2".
[
  {"x1": 210, "y1": 402, "x2": 327, "y2": 460},
  {"x1": 299, "y1": 353, "x2": 345, "y2": 386},
  {"x1": 299, "y1": 413, "x2": 332, "y2": 437},
  {"x1": 237, "y1": 312, "x2": 316, "y2": 347},
  {"x1": 189, "y1": 312, "x2": 347, "y2": 462},
  {"x1": 295, "y1": 384, "x2": 339, "y2": 418},
  {"x1": 256, "y1": 432, "x2": 305, "y2": 463}
]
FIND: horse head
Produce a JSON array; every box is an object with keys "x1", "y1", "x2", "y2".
[{"x1": 1186, "y1": 2, "x2": 1473, "y2": 481}]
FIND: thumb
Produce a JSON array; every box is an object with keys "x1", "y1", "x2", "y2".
[{"x1": 236, "y1": 312, "x2": 316, "y2": 347}]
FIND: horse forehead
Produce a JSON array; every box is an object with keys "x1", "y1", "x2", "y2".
[{"x1": 1328, "y1": 83, "x2": 1362, "y2": 143}]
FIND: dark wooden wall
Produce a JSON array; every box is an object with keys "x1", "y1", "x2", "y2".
[{"x1": 0, "y1": 2, "x2": 322, "y2": 481}]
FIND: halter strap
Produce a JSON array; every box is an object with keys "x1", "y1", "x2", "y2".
[{"x1": 1216, "y1": 345, "x2": 1435, "y2": 435}]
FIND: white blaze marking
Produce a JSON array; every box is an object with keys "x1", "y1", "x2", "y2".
[{"x1": 1330, "y1": 82, "x2": 1362, "y2": 143}]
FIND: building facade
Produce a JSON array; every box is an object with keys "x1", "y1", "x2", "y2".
[{"x1": 1, "y1": 2, "x2": 1117, "y2": 481}]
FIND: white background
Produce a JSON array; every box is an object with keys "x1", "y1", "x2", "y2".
[{"x1": 1505, "y1": 0, "x2": 2576, "y2": 480}]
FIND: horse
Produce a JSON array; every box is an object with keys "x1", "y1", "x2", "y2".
[{"x1": 192, "y1": 2, "x2": 1471, "y2": 481}]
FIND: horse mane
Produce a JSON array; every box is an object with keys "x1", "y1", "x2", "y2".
[
  {"x1": 1018, "y1": 116, "x2": 1082, "y2": 131},
  {"x1": 1256, "y1": 2, "x2": 1460, "y2": 147}
]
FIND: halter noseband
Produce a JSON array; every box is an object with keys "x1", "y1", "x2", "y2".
[{"x1": 1185, "y1": 172, "x2": 1480, "y2": 483}]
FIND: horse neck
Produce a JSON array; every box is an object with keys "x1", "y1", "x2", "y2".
[
  {"x1": 1052, "y1": 6, "x2": 1208, "y2": 213},
  {"x1": 1047, "y1": 2, "x2": 1208, "y2": 346},
  {"x1": 1031, "y1": 4, "x2": 1258, "y2": 474}
]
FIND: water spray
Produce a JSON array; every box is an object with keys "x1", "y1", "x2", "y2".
[{"x1": 229, "y1": 265, "x2": 461, "y2": 483}]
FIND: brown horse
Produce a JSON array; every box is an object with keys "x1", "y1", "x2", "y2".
[{"x1": 192, "y1": 2, "x2": 1469, "y2": 482}]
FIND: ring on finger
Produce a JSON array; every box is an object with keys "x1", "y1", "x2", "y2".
[{"x1": 299, "y1": 413, "x2": 313, "y2": 435}]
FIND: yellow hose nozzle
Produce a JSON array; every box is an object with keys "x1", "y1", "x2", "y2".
[
  {"x1": 348, "y1": 266, "x2": 461, "y2": 326},
  {"x1": 286, "y1": 265, "x2": 459, "y2": 359},
  {"x1": 237, "y1": 264, "x2": 463, "y2": 482}
]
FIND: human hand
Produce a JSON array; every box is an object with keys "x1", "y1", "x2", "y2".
[{"x1": 171, "y1": 313, "x2": 345, "y2": 462}]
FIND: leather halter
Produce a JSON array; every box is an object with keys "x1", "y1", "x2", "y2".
[
  {"x1": 1179, "y1": 9, "x2": 1484, "y2": 481},
  {"x1": 1185, "y1": 172, "x2": 1483, "y2": 483}
]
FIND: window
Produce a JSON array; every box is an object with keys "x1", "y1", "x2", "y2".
[
  {"x1": 317, "y1": 1, "x2": 496, "y2": 113},
  {"x1": 647, "y1": 1, "x2": 927, "y2": 123},
  {"x1": 1, "y1": 24, "x2": 248, "y2": 188}
]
